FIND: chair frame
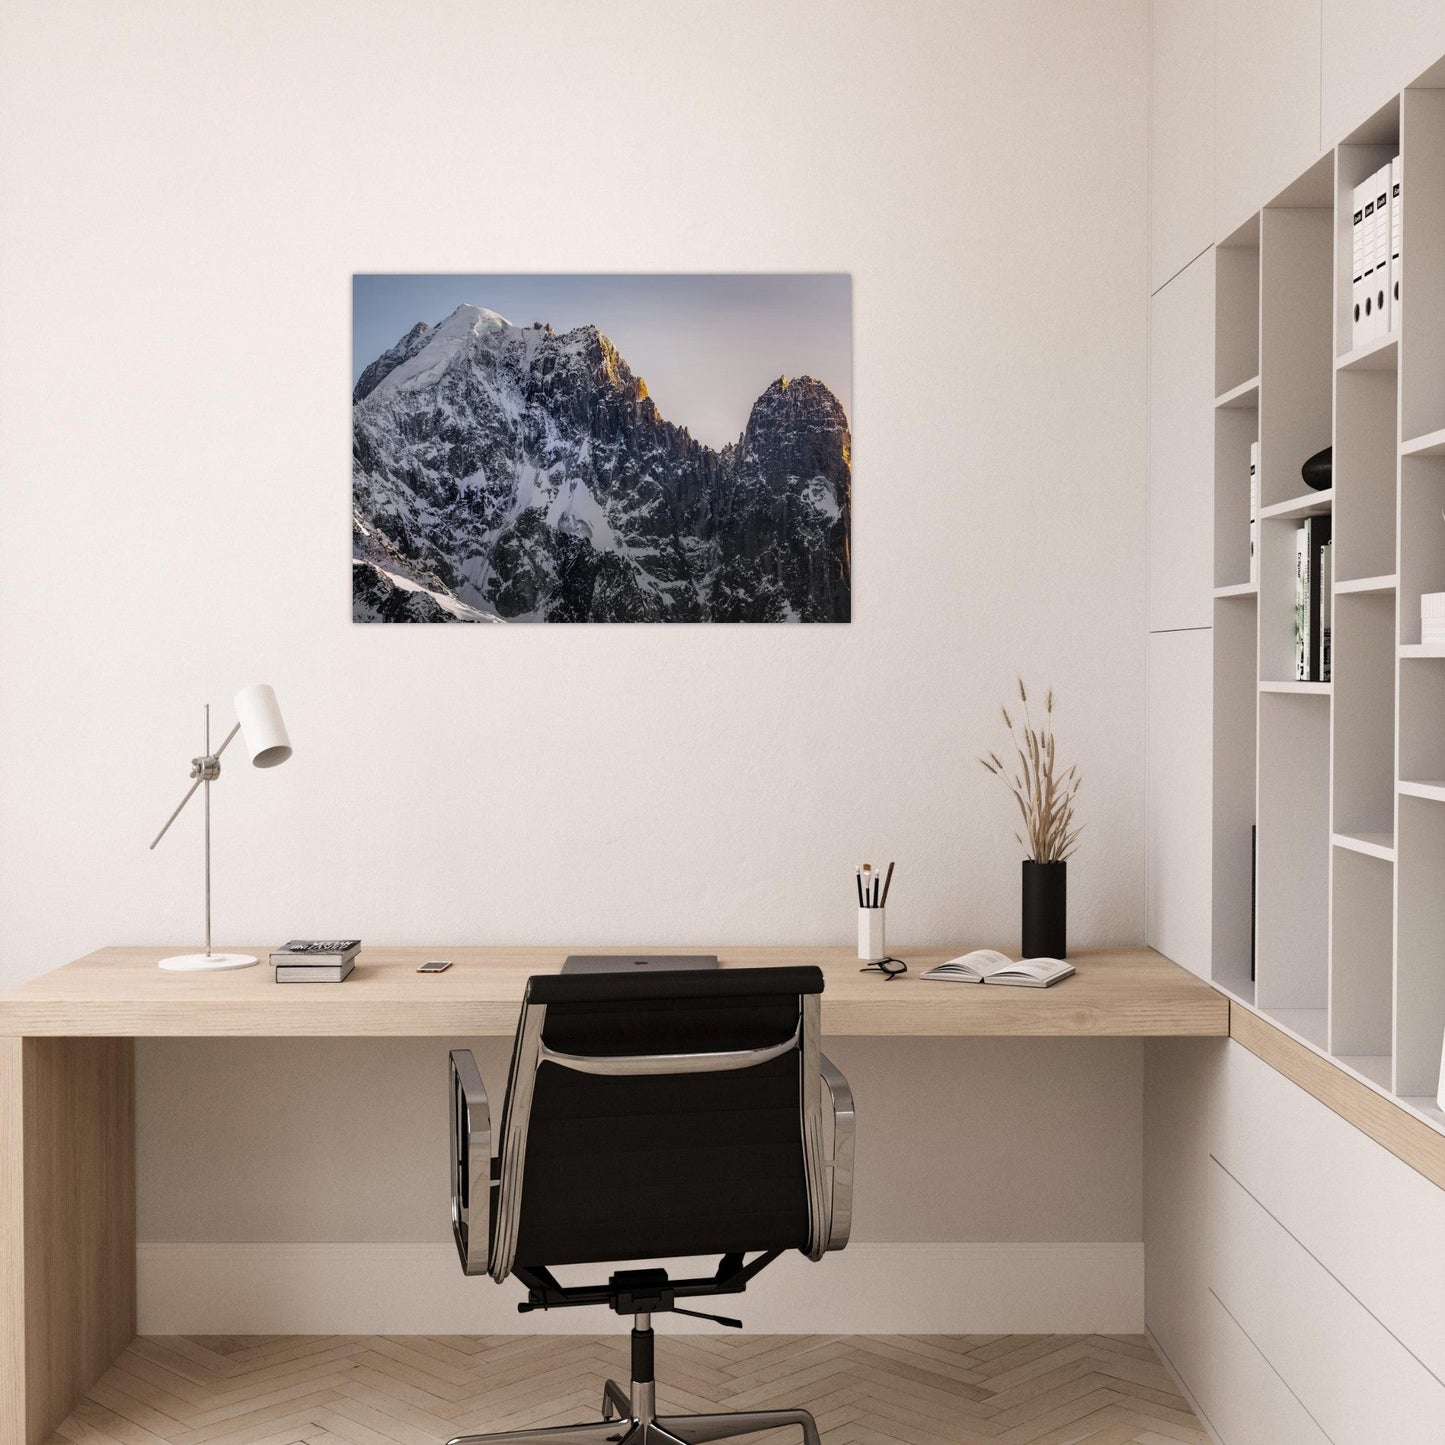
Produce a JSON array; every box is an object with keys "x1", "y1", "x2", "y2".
[{"x1": 446, "y1": 981, "x2": 855, "y2": 1445}]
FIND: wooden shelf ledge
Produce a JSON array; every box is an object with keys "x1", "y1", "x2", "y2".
[{"x1": 1230, "y1": 1003, "x2": 1445, "y2": 1190}]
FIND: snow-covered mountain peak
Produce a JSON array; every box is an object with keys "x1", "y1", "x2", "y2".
[
  {"x1": 444, "y1": 303, "x2": 513, "y2": 332},
  {"x1": 365, "y1": 303, "x2": 513, "y2": 399}
]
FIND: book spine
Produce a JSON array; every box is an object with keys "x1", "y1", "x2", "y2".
[
  {"x1": 1320, "y1": 539, "x2": 1333, "y2": 682},
  {"x1": 1249, "y1": 441, "x2": 1259, "y2": 585},
  {"x1": 1295, "y1": 525, "x2": 1308, "y2": 680}
]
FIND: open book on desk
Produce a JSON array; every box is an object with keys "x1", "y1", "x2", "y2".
[{"x1": 920, "y1": 949, "x2": 1075, "y2": 987}]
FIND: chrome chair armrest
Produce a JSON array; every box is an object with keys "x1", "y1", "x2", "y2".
[
  {"x1": 450, "y1": 1049, "x2": 493, "y2": 1276},
  {"x1": 819, "y1": 1053, "x2": 855, "y2": 1252}
]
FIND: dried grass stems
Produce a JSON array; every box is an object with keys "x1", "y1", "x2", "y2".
[{"x1": 979, "y1": 679, "x2": 1083, "y2": 863}]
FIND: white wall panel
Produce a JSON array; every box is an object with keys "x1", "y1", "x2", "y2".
[
  {"x1": 1215, "y1": 0, "x2": 1322, "y2": 236},
  {"x1": 1322, "y1": 0, "x2": 1445, "y2": 143},
  {"x1": 1150, "y1": 0, "x2": 1216, "y2": 290},
  {"x1": 1148, "y1": 253, "x2": 1215, "y2": 629},
  {"x1": 1146, "y1": 630, "x2": 1213, "y2": 978}
]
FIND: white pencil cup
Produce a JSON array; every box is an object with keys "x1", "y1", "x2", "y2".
[{"x1": 858, "y1": 907, "x2": 886, "y2": 962}]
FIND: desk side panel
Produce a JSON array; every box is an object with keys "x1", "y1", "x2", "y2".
[
  {"x1": 1, "y1": 1039, "x2": 23, "y2": 1445},
  {"x1": 20, "y1": 1038, "x2": 136, "y2": 1444}
]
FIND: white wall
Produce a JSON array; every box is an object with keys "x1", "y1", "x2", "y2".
[{"x1": 0, "y1": 0, "x2": 1151, "y2": 1318}]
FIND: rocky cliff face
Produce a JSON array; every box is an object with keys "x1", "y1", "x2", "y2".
[{"x1": 352, "y1": 304, "x2": 851, "y2": 623}]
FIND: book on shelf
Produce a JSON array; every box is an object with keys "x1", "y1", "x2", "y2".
[
  {"x1": 920, "y1": 950, "x2": 1074, "y2": 988},
  {"x1": 276, "y1": 958, "x2": 356, "y2": 983},
  {"x1": 1295, "y1": 525, "x2": 1309, "y2": 679},
  {"x1": 1422, "y1": 591, "x2": 1445, "y2": 644},
  {"x1": 1320, "y1": 539, "x2": 1332, "y2": 682},
  {"x1": 1293, "y1": 516, "x2": 1332, "y2": 681},
  {"x1": 1249, "y1": 441, "x2": 1259, "y2": 585}
]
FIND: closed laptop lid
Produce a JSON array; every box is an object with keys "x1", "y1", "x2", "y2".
[{"x1": 560, "y1": 953, "x2": 719, "y2": 974}]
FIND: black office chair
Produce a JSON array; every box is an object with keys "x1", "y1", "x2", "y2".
[{"x1": 446, "y1": 965, "x2": 855, "y2": 1445}]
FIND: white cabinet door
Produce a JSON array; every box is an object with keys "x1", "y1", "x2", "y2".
[
  {"x1": 1149, "y1": 252, "x2": 1215, "y2": 631},
  {"x1": 1151, "y1": 0, "x2": 1216, "y2": 291},
  {"x1": 1322, "y1": 1, "x2": 1445, "y2": 144},
  {"x1": 1215, "y1": 0, "x2": 1322, "y2": 236},
  {"x1": 1147, "y1": 629, "x2": 1213, "y2": 977}
]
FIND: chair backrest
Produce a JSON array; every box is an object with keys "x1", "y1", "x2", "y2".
[{"x1": 488, "y1": 965, "x2": 827, "y2": 1280}]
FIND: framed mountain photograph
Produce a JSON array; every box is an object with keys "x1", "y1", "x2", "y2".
[{"x1": 352, "y1": 274, "x2": 851, "y2": 623}]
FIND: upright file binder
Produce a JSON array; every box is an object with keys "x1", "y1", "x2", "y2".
[
  {"x1": 1391, "y1": 155, "x2": 1402, "y2": 331},
  {"x1": 1372, "y1": 164, "x2": 1391, "y2": 341},
  {"x1": 1351, "y1": 179, "x2": 1368, "y2": 348}
]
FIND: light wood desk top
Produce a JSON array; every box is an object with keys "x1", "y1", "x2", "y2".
[{"x1": 0, "y1": 944, "x2": 1227, "y2": 1038}]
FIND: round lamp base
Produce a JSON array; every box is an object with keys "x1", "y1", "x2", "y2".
[{"x1": 158, "y1": 952, "x2": 259, "y2": 972}]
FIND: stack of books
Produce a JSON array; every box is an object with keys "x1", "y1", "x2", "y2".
[
  {"x1": 270, "y1": 939, "x2": 361, "y2": 982},
  {"x1": 1423, "y1": 592, "x2": 1445, "y2": 647}
]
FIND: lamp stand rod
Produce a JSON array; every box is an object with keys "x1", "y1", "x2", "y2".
[
  {"x1": 149, "y1": 700, "x2": 254, "y2": 974},
  {"x1": 204, "y1": 705, "x2": 212, "y2": 958}
]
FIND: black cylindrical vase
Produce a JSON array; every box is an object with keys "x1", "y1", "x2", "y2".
[{"x1": 1021, "y1": 860, "x2": 1067, "y2": 958}]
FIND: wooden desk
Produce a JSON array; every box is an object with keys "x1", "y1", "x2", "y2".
[
  {"x1": 0, "y1": 944, "x2": 1223, "y2": 1444},
  {"x1": 0, "y1": 943, "x2": 1225, "y2": 1038}
]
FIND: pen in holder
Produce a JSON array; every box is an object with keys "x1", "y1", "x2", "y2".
[{"x1": 858, "y1": 906, "x2": 886, "y2": 963}]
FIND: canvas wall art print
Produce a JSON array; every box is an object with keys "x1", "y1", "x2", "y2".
[{"x1": 352, "y1": 274, "x2": 851, "y2": 623}]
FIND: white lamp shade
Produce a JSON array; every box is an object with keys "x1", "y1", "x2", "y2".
[{"x1": 233, "y1": 684, "x2": 292, "y2": 768}]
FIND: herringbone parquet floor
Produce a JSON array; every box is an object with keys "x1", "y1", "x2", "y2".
[{"x1": 49, "y1": 1334, "x2": 1209, "y2": 1445}]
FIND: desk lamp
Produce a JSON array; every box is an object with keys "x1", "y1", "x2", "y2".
[{"x1": 149, "y1": 683, "x2": 292, "y2": 971}]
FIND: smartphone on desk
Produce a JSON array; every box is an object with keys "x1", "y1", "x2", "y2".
[{"x1": 417, "y1": 959, "x2": 452, "y2": 973}]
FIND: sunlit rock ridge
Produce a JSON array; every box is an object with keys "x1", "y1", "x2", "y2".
[{"x1": 352, "y1": 305, "x2": 851, "y2": 623}]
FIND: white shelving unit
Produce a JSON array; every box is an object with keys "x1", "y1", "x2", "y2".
[{"x1": 1212, "y1": 77, "x2": 1445, "y2": 1138}]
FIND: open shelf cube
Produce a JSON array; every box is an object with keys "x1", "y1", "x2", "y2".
[
  {"x1": 1332, "y1": 591, "x2": 1396, "y2": 836},
  {"x1": 1212, "y1": 593, "x2": 1258, "y2": 1003},
  {"x1": 1216, "y1": 215, "x2": 1260, "y2": 398},
  {"x1": 1399, "y1": 455, "x2": 1445, "y2": 644},
  {"x1": 1255, "y1": 692, "x2": 1330, "y2": 1017},
  {"x1": 1329, "y1": 847, "x2": 1393, "y2": 1064},
  {"x1": 1397, "y1": 796, "x2": 1445, "y2": 1100}
]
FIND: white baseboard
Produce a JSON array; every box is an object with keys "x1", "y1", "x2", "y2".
[{"x1": 137, "y1": 1241, "x2": 1143, "y2": 1335}]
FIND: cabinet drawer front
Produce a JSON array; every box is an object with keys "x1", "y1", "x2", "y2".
[
  {"x1": 1195, "y1": 1289, "x2": 1330, "y2": 1445},
  {"x1": 1210, "y1": 1159, "x2": 1445, "y2": 1444},
  {"x1": 1217, "y1": 1041, "x2": 1445, "y2": 1379}
]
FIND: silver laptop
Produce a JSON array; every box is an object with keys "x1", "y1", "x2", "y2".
[{"x1": 561, "y1": 954, "x2": 719, "y2": 974}]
